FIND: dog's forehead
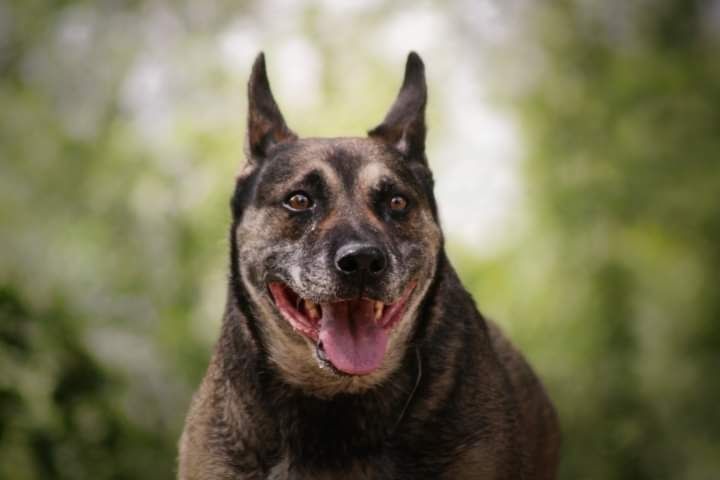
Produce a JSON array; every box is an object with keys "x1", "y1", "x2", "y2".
[
  {"x1": 266, "y1": 137, "x2": 404, "y2": 189},
  {"x1": 294, "y1": 137, "x2": 390, "y2": 158}
]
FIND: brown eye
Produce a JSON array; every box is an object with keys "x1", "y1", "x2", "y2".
[
  {"x1": 389, "y1": 195, "x2": 408, "y2": 212},
  {"x1": 285, "y1": 192, "x2": 313, "y2": 211}
]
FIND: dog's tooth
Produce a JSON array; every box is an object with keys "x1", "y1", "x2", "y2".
[
  {"x1": 305, "y1": 299, "x2": 320, "y2": 319},
  {"x1": 374, "y1": 301, "x2": 384, "y2": 321}
]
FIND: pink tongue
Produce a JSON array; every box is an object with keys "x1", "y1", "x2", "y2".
[{"x1": 319, "y1": 299, "x2": 388, "y2": 375}]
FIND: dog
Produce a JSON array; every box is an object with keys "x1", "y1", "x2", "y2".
[{"x1": 178, "y1": 52, "x2": 560, "y2": 479}]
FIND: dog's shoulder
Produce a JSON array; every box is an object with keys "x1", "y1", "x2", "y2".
[
  {"x1": 178, "y1": 362, "x2": 234, "y2": 480},
  {"x1": 485, "y1": 320, "x2": 561, "y2": 480},
  {"x1": 178, "y1": 357, "x2": 266, "y2": 480}
]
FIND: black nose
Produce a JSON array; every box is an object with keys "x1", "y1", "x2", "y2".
[{"x1": 335, "y1": 243, "x2": 387, "y2": 276}]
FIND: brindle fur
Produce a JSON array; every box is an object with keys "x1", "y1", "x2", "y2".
[{"x1": 178, "y1": 52, "x2": 560, "y2": 479}]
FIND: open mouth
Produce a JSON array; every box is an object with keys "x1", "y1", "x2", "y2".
[{"x1": 268, "y1": 282, "x2": 415, "y2": 376}]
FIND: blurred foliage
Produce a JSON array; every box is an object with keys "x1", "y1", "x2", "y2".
[
  {"x1": 0, "y1": 286, "x2": 175, "y2": 479},
  {"x1": 0, "y1": 1, "x2": 235, "y2": 478},
  {"x1": 1, "y1": 0, "x2": 719, "y2": 479},
  {"x1": 459, "y1": 1, "x2": 720, "y2": 479}
]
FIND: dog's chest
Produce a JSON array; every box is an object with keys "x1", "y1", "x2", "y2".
[{"x1": 266, "y1": 456, "x2": 384, "y2": 480}]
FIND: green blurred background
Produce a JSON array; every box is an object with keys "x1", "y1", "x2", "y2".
[{"x1": 1, "y1": 0, "x2": 719, "y2": 478}]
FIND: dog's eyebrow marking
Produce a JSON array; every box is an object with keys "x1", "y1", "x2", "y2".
[
  {"x1": 358, "y1": 162, "x2": 392, "y2": 191},
  {"x1": 295, "y1": 169, "x2": 325, "y2": 190},
  {"x1": 293, "y1": 158, "x2": 340, "y2": 191},
  {"x1": 282, "y1": 164, "x2": 334, "y2": 200}
]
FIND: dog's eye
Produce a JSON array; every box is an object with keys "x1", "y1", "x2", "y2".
[
  {"x1": 284, "y1": 192, "x2": 313, "y2": 212},
  {"x1": 389, "y1": 195, "x2": 408, "y2": 212}
]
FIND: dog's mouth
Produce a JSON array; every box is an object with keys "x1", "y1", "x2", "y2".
[{"x1": 267, "y1": 282, "x2": 416, "y2": 376}]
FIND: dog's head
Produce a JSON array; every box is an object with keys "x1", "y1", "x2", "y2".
[{"x1": 231, "y1": 53, "x2": 442, "y2": 395}]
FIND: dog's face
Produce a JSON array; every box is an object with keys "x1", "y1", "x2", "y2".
[{"x1": 232, "y1": 53, "x2": 441, "y2": 395}]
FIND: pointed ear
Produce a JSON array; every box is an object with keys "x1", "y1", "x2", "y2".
[
  {"x1": 368, "y1": 52, "x2": 427, "y2": 161},
  {"x1": 246, "y1": 53, "x2": 297, "y2": 162}
]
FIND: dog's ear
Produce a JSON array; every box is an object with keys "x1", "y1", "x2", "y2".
[
  {"x1": 246, "y1": 52, "x2": 297, "y2": 162},
  {"x1": 368, "y1": 52, "x2": 427, "y2": 162}
]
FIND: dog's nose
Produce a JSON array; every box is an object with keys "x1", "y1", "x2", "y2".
[{"x1": 335, "y1": 244, "x2": 387, "y2": 277}]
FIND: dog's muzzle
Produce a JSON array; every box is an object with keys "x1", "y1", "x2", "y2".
[{"x1": 268, "y1": 281, "x2": 416, "y2": 376}]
